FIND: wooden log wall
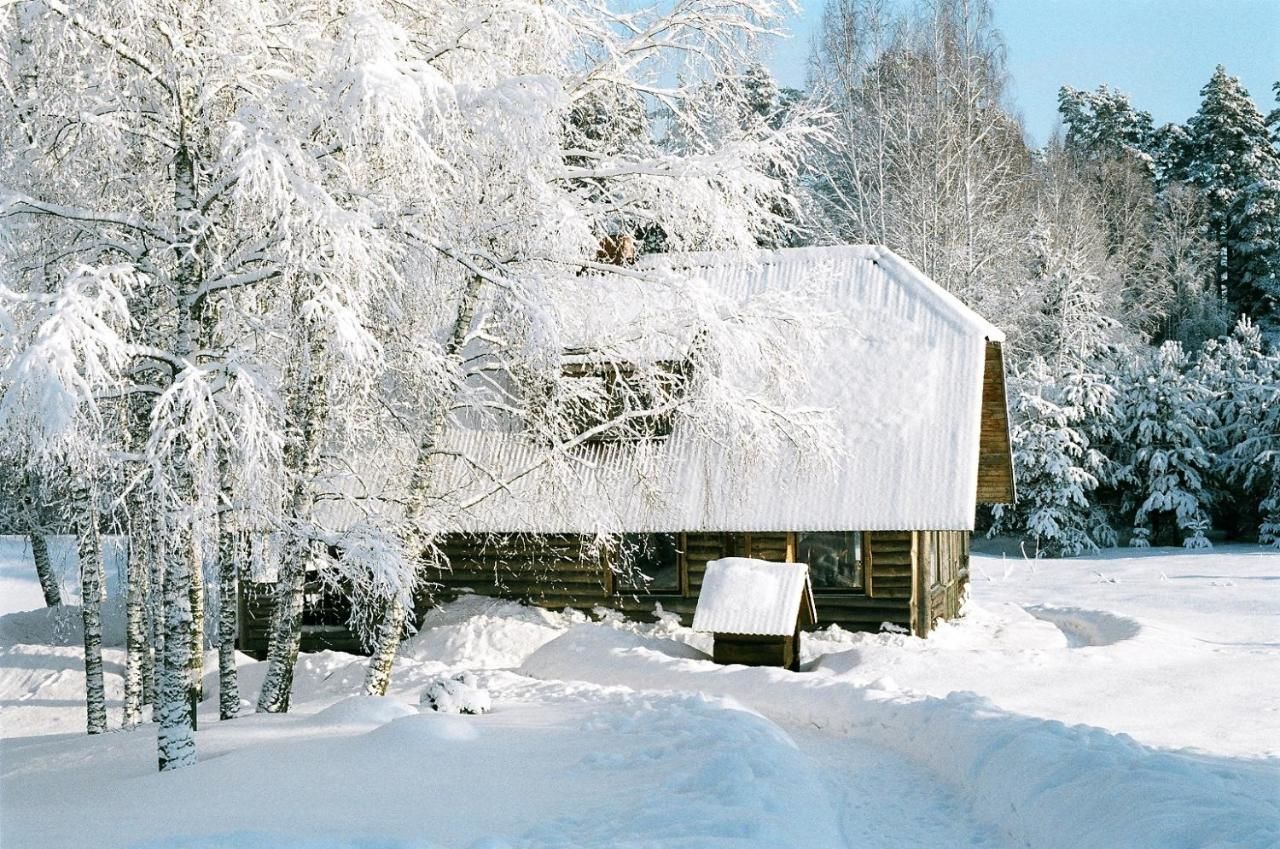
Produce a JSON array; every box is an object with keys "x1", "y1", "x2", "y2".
[
  {"x1": 425, "y1": 533, "x2": 612, "y2": 612},
  {"x1": 238, "y1": 528, "x2": 972, "y2": 655},
  {"x1": 238, "y1": 579, "x2": 366, "y2": 659}
]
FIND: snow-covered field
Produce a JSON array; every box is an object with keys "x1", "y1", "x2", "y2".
[{"x1": 1, "y1": 537, "x2": 1277, "y2": 849}]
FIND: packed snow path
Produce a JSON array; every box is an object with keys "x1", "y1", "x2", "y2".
[{"x1": 0, "y1": 669, "x2": 1021, "y2": 849}]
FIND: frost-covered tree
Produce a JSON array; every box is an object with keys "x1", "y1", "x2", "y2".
[
  {"x1": 0, "y1": 0, "x2": 425, "y2": 766},
  {"x1": 810, "y1": 0, "x2": 1032, "y2": 310},
  {"x1": 1116, "y1": 342, "x2": 1217, "y2": 547},
  {"x1": 1020, "y1": 145, "x2": 1127, "y2": 366},
  {"x1": 1199, "y1": 318, "x2": 1280, "y2": 542},
  {"x1": 344, "y1": 0, "x2": 831, "y2": 696},
  {"x1": 1233, "y1": 177, "x2": 1280, "y2": 329},
  {"x1": 1149, "y1": 184, "x2": 1227, "y2": 346},
  {"x1": 990, "y1": 358, "x2": 1117, "y2": 555},
  {"x1": 1167, "y1": 67, "x2": 1280, "y2": 319},
  {"x1": 1058, "y1": 85, "x2": 1156, "y2": 167}
]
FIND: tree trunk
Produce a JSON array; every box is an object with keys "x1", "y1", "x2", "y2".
[
  {"x1": 256, "y1": 535, "x2": 314, "y2": 713},
  {"x1": 123, "y1": 516, "x2": 150, "y2": 727},
  {"x1": 71, "y1": 472, "x2": 107, "y2": 735},
  {"x1": 257, "y1": 316, "x2": 329, "y2": 714},
  {"x1": 156, "y1": 137, "x2": 201, "y2": 769},
  {"x1": 363, "y1": 599, "x2": 408, "y2": 696},
  {"x1": 363, "y1": 275, "x2": 485, "y2": 695},
  {"x1": 217, "y1": 520, "x2": 240, "y2": 720},
  {"x1": 157, "y1": 524, "x2": 197, "y2": 770},
  {"x1": 189, "y1": 563, "x2": 204, "y2": 723},
  {"x1": 146, "y1": 511, "x2": 165, "y2": 712},
  {"x1": 29, "y1": 534, "x2": 61, "y2": 607}
]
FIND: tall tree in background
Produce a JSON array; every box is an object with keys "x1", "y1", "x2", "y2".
[
  {"x1": 1056, "y1": 85, "x2": 1164, "y2": 334},
  {"x1": 811, "y1": 0, "x2": 1031, "y2": 312},
  {"x1": 1166, "y1": 66, "x2": 1280, "y2": 322}
]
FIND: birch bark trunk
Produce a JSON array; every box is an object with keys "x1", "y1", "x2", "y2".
[
  {"x1": 23, "y1": 474, "x2": 61, "y2": 606},
  {"x1": 123, "y1": 514, "x2": 150, "y2": 727},
  {"x1": 29, "y1": 534, "x2": 61, "y2": 607},
  {"x1": 256, "y1": 318, "x2": 328, "y2": 714},
  {"x1": 71, "y1": 471, "x2": 107, "y2": 735},
  {"x1": 217, "y1": 515, "x2": 240, "y2": 720},
  {"x1": 364, "y1": 275, "x2": 484, "y2": 696},
  {"x1": 157, "y1": 138, "x2": 201, "y2": 770}
]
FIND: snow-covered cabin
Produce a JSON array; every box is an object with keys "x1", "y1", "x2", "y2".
[
  {"x1": 239, "y1": 246, "x2": 1014, "y2": 654},
  {"x1": 693, "y1": 558, "x2": 817, "y2": 670}
]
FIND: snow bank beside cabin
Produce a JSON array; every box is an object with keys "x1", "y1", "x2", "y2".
[{"x1": 521, "y1": 626, "x2": 1280, "y2": 849}]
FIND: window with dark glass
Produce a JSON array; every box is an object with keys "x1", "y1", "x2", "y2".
[
  {"x1": 614, "y1": 533, "x2": 681, "y2": 593},
  {"x1": 796, "y1": 532, "x2": 863, "y2": 590}
]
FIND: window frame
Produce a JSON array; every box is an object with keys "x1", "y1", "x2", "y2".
[
  {"x1": 792, "y1": 530, "x2": 867, "y2": 594},
  {"x1": 610, "y1": 531, "x2": 687, "y2": 596}
]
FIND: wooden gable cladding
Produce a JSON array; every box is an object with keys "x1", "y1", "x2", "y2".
[{"x1": 976, "y1": 340, "x2": 1016, "y2": 504}]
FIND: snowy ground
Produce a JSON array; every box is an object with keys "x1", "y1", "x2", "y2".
[{"x1": 0, "y1": 537, "x2": 1277, "y2": 848}]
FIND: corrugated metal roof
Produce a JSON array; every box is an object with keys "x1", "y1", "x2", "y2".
[
  {"x1": 692, "y1": 558, "x2": 815, "y2": 636},
  {"x1": 317, "y1": 245, "x2": 1004, "y2": 534}
]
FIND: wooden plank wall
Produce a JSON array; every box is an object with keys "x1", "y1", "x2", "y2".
[
  {"x1": 238, "y1": 528, "x2": 969, "y2": 655},
  {"x1": 427, "y1": 533, "x2": 611, "y2": 611},
  {"x1": 914, "y1": 530, "x2": 970, "y2": 637},
  {"x1": 977, "y1": 341, "x2": 1016, "y2": 505},
  {"x1": 238, "y1": 580, "x2": 366, "y2": 659}
]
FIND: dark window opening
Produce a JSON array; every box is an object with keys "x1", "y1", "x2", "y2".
[
  {"x1": 614, "y1": 533, "x2": 681, "y2": 593},
  {"x1": 796, "y1": 532, "x2": 863, "y2": 591}
]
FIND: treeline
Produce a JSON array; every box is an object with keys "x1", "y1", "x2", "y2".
[{"x1": 799, "y1": 0, "x2": 1280, "y2": 552}]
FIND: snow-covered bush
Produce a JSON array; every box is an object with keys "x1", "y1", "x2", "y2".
[
  {"x1": 420, "y1": 672, "x2": 491, "y2": 715},
  {"x1": 1196, "y1": 319, "x2": 1280, "y2": 545}
]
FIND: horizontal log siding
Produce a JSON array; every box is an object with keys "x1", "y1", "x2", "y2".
[
  {"x1": 237, "y1": 529, "x2": 950, "y2": 655},
  {"x1": 977, "y1": 341, "x2": 1016, "y2": 504},
  {"x1": 866, "y1": 531, "x2": 913, "y2": 600},
  {"x1": 238, "y1": 581, "x2": 366, "y2": 659},
  {"x1": 427, "y1": 534, "x2": 611, "y2": 612}
]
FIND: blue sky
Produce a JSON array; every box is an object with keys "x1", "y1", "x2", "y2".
[{"x1": 766, "y1": 0, "x2": 1280, "y2": 145}]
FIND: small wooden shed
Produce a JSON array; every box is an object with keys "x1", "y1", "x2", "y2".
[{"x1": 692, "y1": 558, "x2": 817, "y2": 671}]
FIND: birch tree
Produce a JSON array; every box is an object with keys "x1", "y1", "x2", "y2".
[{"x1": 1, "y1": 0, "x2": 406, "y2": 767}]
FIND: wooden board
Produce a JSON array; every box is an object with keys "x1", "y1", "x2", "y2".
[{"x1": 977, "y1": 341, "x2": 1016, "y2": 504}]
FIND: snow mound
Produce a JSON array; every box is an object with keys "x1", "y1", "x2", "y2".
[
  {"x1": 420, "y1": 672, "x2": 491, "y2": 715},
  {"x1": 401, "y1": 596, "x2": 577, "y2": 669},
  {"x1": 0, "y1": 601, "x2": 126, "y2": 647},
  {"x1": 522, "y1": 624, "x2": 1280, "y2": 849},
  {"x1": 367, "y1": 712, "x2": 481, "y2": 745},
  {"x1": 308, "y1": 695, "x2": 418, "y2": 727},
  {"x1": 1023, "y1": 604, "x2": 1142, "y2": 647}
]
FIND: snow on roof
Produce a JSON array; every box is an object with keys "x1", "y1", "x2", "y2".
[
  {"x1": 319, "y1": 245, "x2": 1006, "y2": 534},
  {"x1": 692, "y1": 558, "x2": 815, "y2": 636}
]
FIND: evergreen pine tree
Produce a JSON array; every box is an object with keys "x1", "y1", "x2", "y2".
[
  {"x1": 991, "y1": 358, "x2": 1118, "y2": 555},
  {"x1": 1117, "y1": 342, "x2": 1218, "y2": 547},
  {"x1": 1169, "y1": 67, "x2": 1280, "y2": 320},
  {"x1": 1058, "y1": 85, "x2": 1156, "y2": 167}
]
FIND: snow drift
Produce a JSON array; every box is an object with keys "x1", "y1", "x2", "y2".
[{"x1": 521, "y1": 626, "x2": 1280, "y2": 849}]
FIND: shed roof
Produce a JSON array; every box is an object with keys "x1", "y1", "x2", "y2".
[
  {"x1": 692, "y1": 558, "x2": 816, "y2": 636},
  {"x1": 320, "y1": 245, "x2": 1011, "y2": 534}
]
